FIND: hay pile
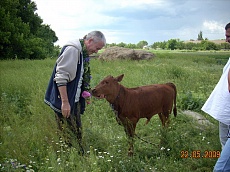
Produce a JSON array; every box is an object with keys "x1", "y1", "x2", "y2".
[{"x1": 99, "y1": 46, "x2": 154, "y2": 60}]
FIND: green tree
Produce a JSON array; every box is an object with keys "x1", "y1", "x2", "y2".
[
  {"x1": 167, "y1": 39, "x2": 177, "y2": 50},
  {"x1": 117, "y1": 42, "x2": 126, "y2": 47},
  {"x1": 36, "y1": 24, "x2": 58, "y2": 57},
  {"x1": 197, "y1": 31, "x2": 204, "y2": 40},
  {"x1": 151, "y1": 41, "x2": 167, "y2": 50},
  {"x1": 17, "y1": 0, "x2": 42, "y2": 34},
  {"x1": 184, "y1": 42, "x2": 196, "y2": 50},
  {"x1": 175, "y1": 39, "x2": 185, "y2": 50},
  {"x1": 136, "y1": 40, "x2": 148, "y2": 49},
  {"x1": 160, "y1": 41, "x2": 167, "y2": 49},
  {"x1": 105, "y1": 43, "x2": 117, "y2": 48},
  {"x1": 0, "y1": 0, "x2": 30, "y2": 58},
  {"x1": 220, "y1": 42, "x2": 230, "y2": 50},
  {"x1": 0, "y1": 0, "x2": 58, "y2": 59},
  {"x1": 201, "y1": 40, "x2": 218, "y2": 50},
  {"x1": 125, "y1": 43, "x2": 137, "y2": 49}
]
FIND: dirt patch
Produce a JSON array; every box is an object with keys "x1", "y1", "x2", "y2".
[
  {"x1": 99, "y1": 46, "x2": 155, "y2": 60},
  {"x1": 183, "y1": 110, "x2": 214, "y2": 127}
]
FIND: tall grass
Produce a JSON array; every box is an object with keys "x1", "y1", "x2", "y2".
[{"x1": 0, "y1": 52, "x2": 229, "y2": 171}]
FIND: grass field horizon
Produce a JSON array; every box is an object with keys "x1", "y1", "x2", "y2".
[{"x1": 1, "y1": 51, "x2": 230, "y2": 171}]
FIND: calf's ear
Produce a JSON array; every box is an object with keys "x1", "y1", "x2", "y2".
[{"x1": 116, "y1": 74, "x2": 124, "y2": 82}]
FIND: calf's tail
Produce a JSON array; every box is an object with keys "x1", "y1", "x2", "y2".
[{"x1": 166, "y1": 83, "x2": 177, "y2": 117}]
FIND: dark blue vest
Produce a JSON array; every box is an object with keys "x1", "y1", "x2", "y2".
[{"x1": 44, "y1": 46, "x2": 85, "y2": 114}]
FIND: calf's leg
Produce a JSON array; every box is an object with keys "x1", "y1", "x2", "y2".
[
  {"x1": 162, "y1": 109, "x2": 171, "y2": 127},
  {"x1": 122, "y1": 118, "x2": 137, "y2": 156},
  {"x1": 158, "y1": 113, "x2": 166, "y2": 126}
]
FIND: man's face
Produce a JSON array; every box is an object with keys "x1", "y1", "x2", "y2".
[
  {"x1": 85, "y1": 39, "x2": 104, "y2": 55},
  {"x1": 225, "y1": 28, "x2": 230, "y2": 43}
]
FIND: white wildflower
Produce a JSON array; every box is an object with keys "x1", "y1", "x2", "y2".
[{"x1": 160, "y1": 147, "x2": 165, "y2": 150}]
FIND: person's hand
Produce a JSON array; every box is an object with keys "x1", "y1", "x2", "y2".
[{"x1": 61, "y1": 101, "x2": 71, "y2": 118}]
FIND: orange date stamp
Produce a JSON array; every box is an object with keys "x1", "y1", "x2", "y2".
[{"x1": 181, "y1": 150, "x2": 220, "y2": 158}]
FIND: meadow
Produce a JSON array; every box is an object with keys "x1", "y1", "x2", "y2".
[{"x1": 0, "y1": 51, "x2": 230, "y2": 172}]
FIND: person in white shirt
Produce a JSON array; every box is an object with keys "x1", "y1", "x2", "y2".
[
  {"x1": 201, "y1": 58, "x2": 230, "y2": 148},
  {"x1": 202, "y1": 22, "x2": 230, "y2": 172}
]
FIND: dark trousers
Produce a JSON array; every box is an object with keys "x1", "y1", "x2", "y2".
[{"x1": 55, "y1": 102, "x2": 84, "y2": 153}]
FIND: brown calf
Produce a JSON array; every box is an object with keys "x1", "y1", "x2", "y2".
[{"x1": 92, "y1": 74, "x2": 177, "y2": 156}]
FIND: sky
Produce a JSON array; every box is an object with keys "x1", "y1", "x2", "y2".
[{"x1": 34, "y1": 0, "x2": 230, "y2": 46}]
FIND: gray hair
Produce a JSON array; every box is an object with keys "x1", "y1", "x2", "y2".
[{"x1": 84, "y1": 31, "x2": 106, "y2": 45}]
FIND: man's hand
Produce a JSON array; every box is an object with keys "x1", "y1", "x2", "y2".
[
  {"x1": 61, "y1": 100, "x2": 71, "y2": 118},
  {"x1": 58, "y1": 85, "x2": 71, "y2": 118}
]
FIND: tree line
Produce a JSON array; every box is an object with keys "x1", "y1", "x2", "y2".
[
  {"x1": 0, "y1": 0, "x2": 59, "y2": 60},
  {"x1": 106, "y1": 39, "x2": 230, "y2": 51}
]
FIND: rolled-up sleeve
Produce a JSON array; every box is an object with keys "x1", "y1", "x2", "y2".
[{"x1": 54, "y1": 46, "x2": 79, "y2": 85}]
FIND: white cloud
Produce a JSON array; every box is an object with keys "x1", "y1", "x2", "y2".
[
  {"x1": 115, "y1": 0, "x2": 165, "y2": 8},
  {"x1": 201, "y1": 20, "x2": 225, "y2": 40},
  {"x1": 34, "y1": 0, "x2": 229, "y2": 45},
  {"x1": 203, "y1": 21, "x2": 224, "y2": 33}
]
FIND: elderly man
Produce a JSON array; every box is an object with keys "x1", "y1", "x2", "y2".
[{"x1": 44, "y1": 31, "x2": 106, "y2": 154}]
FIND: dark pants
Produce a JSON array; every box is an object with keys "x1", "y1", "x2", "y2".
[{"x1": 55, "y1": 102, "x2": 84, "y2": 154}]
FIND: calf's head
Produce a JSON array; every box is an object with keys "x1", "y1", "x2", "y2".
[{"x1": 92, "y1": 74, "x2": 124, "y2": 101}]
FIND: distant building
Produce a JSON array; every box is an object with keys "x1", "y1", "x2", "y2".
[{"x1": 143, "y1": 45, "x2": 149, "y2": 49}]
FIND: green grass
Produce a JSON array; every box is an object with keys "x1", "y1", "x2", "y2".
[{"x1": 0, "y1": 51, "x2": 230, "y2": 171}]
